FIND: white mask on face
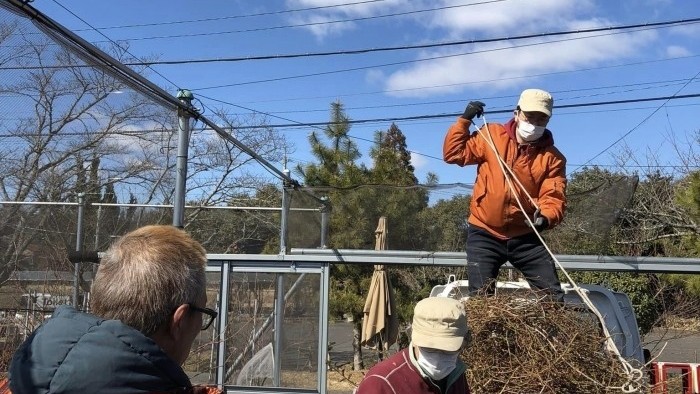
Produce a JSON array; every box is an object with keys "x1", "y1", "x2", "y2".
[
  {"x1": 416, "y1": 347, "x2": 459, "y2": 381},
  {"x1": 517, "y1": 120, "x2": 546, "y2": 142}
]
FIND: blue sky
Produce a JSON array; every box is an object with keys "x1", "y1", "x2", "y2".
[{"x1": 32, "y1": 0, "x2": 700, "y2": 201}]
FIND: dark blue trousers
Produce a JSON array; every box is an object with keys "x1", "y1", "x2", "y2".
[{"x1": 466, "y1": 225, "x2": 563, "y2": 301}]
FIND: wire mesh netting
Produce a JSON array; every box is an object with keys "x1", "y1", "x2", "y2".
[
  {"x1": 0, "y1": 2, "x2": 322, "y2": 385},
  {"x1": 224, "y1": 272, "x2": 320, "y2": 389},
  {"x1": 544, "y1": 174, "x2": 640, "y2": 254},
  {"x1": 0, "y1": 1, "x2": 320, "y2": 294}
]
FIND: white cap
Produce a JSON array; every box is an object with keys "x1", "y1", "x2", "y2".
[{"x1": 518, "y1": 89, "x2": 553, "y2": 117}]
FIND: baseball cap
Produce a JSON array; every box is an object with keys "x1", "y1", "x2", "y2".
[
  {"x1": 411, "y1": 297, "x2": 468, "y2": 352},
  {"x1": 517, "y1": 88, "x2": 553, "y2": 117}
]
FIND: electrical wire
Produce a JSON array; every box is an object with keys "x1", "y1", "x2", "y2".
[
  {"x1": 572, "y1": 67, "x2": 700, "y2": 174},
  {"x1": 206, "y1": 77, "x2": 699, "y2": 116},
  {"x1": 190, "y1": 29, "x2": 700, "y2": 91},
  {"x1": 213, "y1": 92, "x2": 700, "y2": 129},
  {"x1": 4, "y1": 91, "x2": 699, "y2": 166},
  {"x1": 48, "y1": 0, "x2": 181, "y2": 91},
  {"x1": 90, "y1": 0, "x2": 510, "y2": 43},
  {"x1": 110, "y1": 18, "x2": 700, "y2": 66},
  {"x1": 71, "y1": 0, "x2": 389, "y2": 31}
]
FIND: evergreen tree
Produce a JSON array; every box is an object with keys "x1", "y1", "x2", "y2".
[{"x1": 369, "y1": 123, "x2": 429, "y2": 250}]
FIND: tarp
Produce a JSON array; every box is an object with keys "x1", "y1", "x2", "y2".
[{"x1": 360, "y1": 217, "x2": 399, "y2": 351}]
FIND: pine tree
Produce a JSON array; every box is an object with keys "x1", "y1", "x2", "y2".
[
  {"x1": 369, "y1": 123, "x2": 428, "y2": 249},
  {"x1": 295, "y1": 101, "x2": 373, "y2": 370}
]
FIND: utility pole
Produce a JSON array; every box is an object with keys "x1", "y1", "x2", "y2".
[{"x1": 173, "y1": 89, "x2": 194, "y2": 228}]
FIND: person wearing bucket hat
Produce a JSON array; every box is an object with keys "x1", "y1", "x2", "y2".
[
  {"x1": 355, "y1": 297, "x2": 471, "y2": 394},
  {"x1": 443, "y1": 89, "x2": 567, "y2": 302}
]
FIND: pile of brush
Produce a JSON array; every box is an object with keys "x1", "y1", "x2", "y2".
[{"x1": 460, "y1": 294, "x2": 645, "y2": 393}]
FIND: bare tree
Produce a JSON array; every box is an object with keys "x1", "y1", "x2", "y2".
[
  {"x1": 611, "y1": 132, "x2": 700, "y2": 254},
  {"x1": 0, "y1": 20, "x2": 291, "y2": 286}
]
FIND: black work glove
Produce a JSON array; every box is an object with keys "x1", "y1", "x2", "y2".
[
  {"x1": 462, "y1": 101, "x2": 485, "y2": 120},
  {"x1": 533, "y1": 215, "x2": 549, "y2": 232}
]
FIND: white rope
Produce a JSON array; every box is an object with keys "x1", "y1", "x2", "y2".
[{"x1": 473, "y1": 116, "x2": 645, "y2": 392}]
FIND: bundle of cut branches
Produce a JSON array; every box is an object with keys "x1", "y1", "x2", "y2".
[{"x1": 461, "y1": 294, "x2": 645, "y2": 393}]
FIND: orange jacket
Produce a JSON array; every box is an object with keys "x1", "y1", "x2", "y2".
[
  {"x1": 443, "y1": 117, "x2": 566, "y2": 239},
  {"x1": 0, "y1": 378, "x2": 9, "y2": 394}
]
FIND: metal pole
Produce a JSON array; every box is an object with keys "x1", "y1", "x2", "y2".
[
  {"x1": 318, "y1": 264, "x2": 330, "y2": 394},
  {"x1": 275, "y1": 167, "x2": 291, "y2": 384},
  {"x1": 173, "y1": 89, "x2": 194, "y2": 228},
  {"x1": 279, "y1": 168, "x2": 291, "y2": 255},
  {"x1": 94, "y1": 204, "x2": 102, "y2": 249},
  {"x1": 73, "y1": 193, "x2": 85, "y2": 309},
  {"x1": 273, "y1": 274, "x2": 285, "y2": 386},
  {"x1": 216, "y1": 262, "x2": 231, "y2": 387},
  {"x1": 320, "y1": 196, "x2": 330, "y2": 249}
]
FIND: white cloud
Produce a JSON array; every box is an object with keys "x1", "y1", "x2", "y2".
[
  {"x1": 382, "y1": 28, "x2": 657, "y2": 97},
  {"x1": 410, "y1": 151, "x2": 429, "y2": 169},
  {"x1": 287, "y1": 13, "x2": 357, "y2": 39},
  {"x1": 666, "y1": 45, "x2": 691, "y2": 58},
  {"x1": 423, "y1": 0, "x2": 596, "y2": 37},
  {"x1": 285, "y1": 0, "x2": 406, "y2": 39},
  {"x1": 669, "y1": 24, "x2": 700, "y2": 37},
  {"x1": 285, "y1": 0, "x2": 662, "y2": 96},
  {"x1": 365, "y1": 68, "x2": 385, "y2": 85}
]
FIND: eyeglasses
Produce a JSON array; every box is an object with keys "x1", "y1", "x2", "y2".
[
  {"x1": 517, "y1": 110, "x2": 549, "y2": 126},
  {"x1": 188, "y1": 303, "x2": 218, "y2": 330}
]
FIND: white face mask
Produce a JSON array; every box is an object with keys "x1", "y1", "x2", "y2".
[
  {"x1": 517, "y1": 120, "x2": 546, "y2": 142},
  {"x1": 416, "y1": 347, "x2": 459, "y2": 380}
]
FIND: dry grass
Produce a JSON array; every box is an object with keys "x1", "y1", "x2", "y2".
[
  {"x1": 662, "y1": 316, "x2": 700, "y2": 331},
  {"x1": 281, "y1": 368, "x2": 365, "y2": 390}
]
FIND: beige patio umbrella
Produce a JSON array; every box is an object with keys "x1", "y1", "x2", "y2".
[{"x1": 361, "y1": 217, "x2": 399, "y2": 354}]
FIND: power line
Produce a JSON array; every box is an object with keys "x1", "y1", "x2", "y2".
[
  {"x1": 572, "y1": 68, "x2": 700, "y2": 174},
  {"x1": 566, "y1": 164, "x2": 700, "y2": 169},
  {"x1": 111, "y1": 18, "x2": 700, "y2": 66},
  {"x1": 18, "y1": 4, "x2": 693, "y2": 67},
  {"x1": 48, "y1": 0, "x2": 181, "y2": 91},
  {"x1": 190, "y1": 27, "x2": 700, "y2": 91},
  {"x1": 204, "y1": 76, "x2": 699, "y2": 106},
  {"x1": 222, "y1": 93, "x2": 700, "y2": 129},
  {"x1": 4, "y1": 92, "x2": 697, "y2": 137},
  {"x1": 91, "y1": 0, "x2": 509, "y2": 43},
  {"x1": 211, "y1": 78, "x2": 699, "y2": 116},
  {"x1": 71, "y1": 0, "x2": 388, "y2": 31}
]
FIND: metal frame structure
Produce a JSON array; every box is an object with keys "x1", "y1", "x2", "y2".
[
  {"x1": 205, "y1": 250, "x2": 700, "y2": 394},
  {"x1": 206, "y1": 255, "x2": 330, "y2": 394},
  {"x1": 288, "y1": 248, "x2": 700, "y2": 273}
]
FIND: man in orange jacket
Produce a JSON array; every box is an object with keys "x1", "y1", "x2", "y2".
[{"x1": 443, "y1": 89, "x2": 566, "y2": 301}]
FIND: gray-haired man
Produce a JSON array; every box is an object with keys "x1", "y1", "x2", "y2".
[{"x1": 9, "y1": 225, "x2": 221, "y2": 394}]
